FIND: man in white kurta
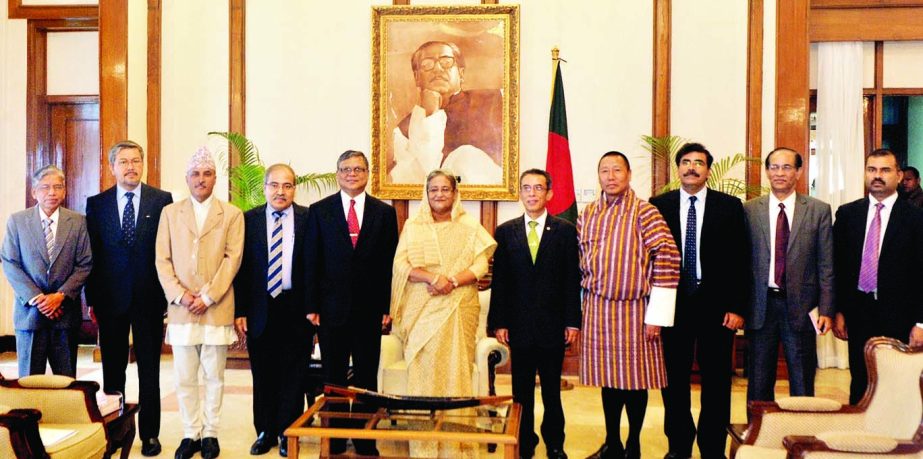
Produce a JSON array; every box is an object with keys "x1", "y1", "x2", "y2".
[{"x1": 155, "y1": 147, "x2": 244, "y2": 459}]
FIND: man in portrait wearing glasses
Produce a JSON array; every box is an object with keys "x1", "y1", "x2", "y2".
[
  {"x1": 304, "y1": 150, "x2": 398, "y2": 456},
  {"x1": 2, "y1": 165, "x2": 92, "y2": 378},
  {"x1": 488, "y1": 169, "x2": 581, "y2": 459},
  {"x1": 234, "y1": 164, "x2": 311, "y2": 457},
  {"x1": 390, "y1": 40, "x2": 503, "y2": 185},
  {"x1": 743, "y1": 147, "x2": 834, "y2": 406},
  {"x1": 84, "y1": 140, "x2": 174, "y2": 456}
]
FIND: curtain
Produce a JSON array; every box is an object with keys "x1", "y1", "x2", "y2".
[{"x1": 814, "y1": 41, "x2": 865, "y2": 369}]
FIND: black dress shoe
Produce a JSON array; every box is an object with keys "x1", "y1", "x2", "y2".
[
  {"x1": 202, "y1": 437, "x2": 221, "y2": 459},
  {"x1": 354, "y1": 443, "x2": 380, "y2": 457},
  {"x1": 663, "y1": 453, "x2": 692, "y2": 459},
  {"x1": 174, "y1": 438, "x2": 201, "y2": 459},
  {"x1": 586, "y1": 443, "x2": 624, "y2": 459},
  {"x1": 250, "y1": 432, "x2": 278, "y2": 455},
  {"x1": 547, "y1": 448, "x2": 569, "y2": 459},
  {"x1": 141, "y1": 437, "x2": 162, "y2": 456},
  {"x1": 278, "y1": 436, "x2": 288, "y2": 457},
  {"x1": 329, "y1": 438, "x2": 347, "y2": 454}
]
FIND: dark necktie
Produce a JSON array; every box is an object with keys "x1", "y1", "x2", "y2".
[
  {"x1": 122, "y1": 192, "x2": 136, "y2": 246},
  {"x1": 683, "y1": 196, "x2": 698, "y2": 293},
  {"x1": 347, "y1": 199, "x2": 360, "y2": 248},
  {"x1": 774, "y1": 203, "x2": 789, "y2": 287}
]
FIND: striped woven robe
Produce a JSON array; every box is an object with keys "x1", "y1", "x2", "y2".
[{"x1": 578, "y1": 189, "x2": 681, "y2": 389}]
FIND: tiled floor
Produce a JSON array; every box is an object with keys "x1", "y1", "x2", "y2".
[{"x1": 0, "y1": 347, "x2": 851, "y2": 458}]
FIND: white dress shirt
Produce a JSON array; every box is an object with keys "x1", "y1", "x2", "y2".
[
  {"x1": 265, "y1": 205, "x2": 294, "y2": 291},
  {"x1": 767, "y1": 192, "x2": 796, "y2": 288},
  {"x1": 679, "y1": 187, "x2": 707, "y2": 280},
  {"x1": 340, "y1": 190, "x2": 366, "y2": 228},
  {"x1": 524, "y1": 210, "x2": 548, "y2": 241},
  {"x1": 116, "y1": 184, "x2": 141, "y2": 226}
]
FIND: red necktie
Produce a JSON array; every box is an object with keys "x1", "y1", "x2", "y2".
[
  {"x1": 774, "y1": 203, "x2": 789, "y2": 287},
  {"x1": 347, "y1": 199, "x2": 360, "y2": 248}
]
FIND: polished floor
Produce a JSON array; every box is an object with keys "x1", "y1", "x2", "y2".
[{"x1": 0, "y1": 347, "x2": 851, "y2": 458}]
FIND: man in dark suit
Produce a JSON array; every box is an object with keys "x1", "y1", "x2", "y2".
[
  {"x1": 650, "y1": 142, "x2": 750, "y2": 459},
  {"x1": 234, "y1": 164, "x2": 311, "y2": 457},
  {"x1": 744, "y1": 148, "x2": 834, "y2": 403},
  {"x1": 304, "y1": 150, "x2": 399, "y2": 456},
  {"x1": 84, "y1": 140, "x2": 173, "y2": 456},
  {"x1": 488, "y1": 169, "x2": 581, "y2": 459},
  {"x1": 2, "y1": 165, "x2": 92, "y2": 378},
  {"x1": 833, "y1": 148, "x2": 923, "y2": 405}
]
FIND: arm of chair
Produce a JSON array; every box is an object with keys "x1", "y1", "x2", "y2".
[
  {"x1": 743, "y1": 401, "x2": 865, "y2": 448},
  {"x1": 475, "y1": 337, "x2": 509, "y2": 397},
  {"x1": 0, "y1": 408, "x2": 49, "y2": 459},
  {"x1": 784, "y1": 434, "x2": 923, "y2": 458},
  {"x1": 0, "y1": 376, "x2": 105, "y2": 424}
]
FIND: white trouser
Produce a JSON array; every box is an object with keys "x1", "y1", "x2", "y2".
[{"x1": 172, "y1": 344, "x2": 228, "y2": 439}]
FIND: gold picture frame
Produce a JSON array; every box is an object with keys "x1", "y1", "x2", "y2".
[{"x1": 371, "y1": 4, "x2": 520, "y2": 201}]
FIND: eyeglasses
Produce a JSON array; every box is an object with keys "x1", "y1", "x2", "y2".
[
  {"x1": 116, "y1": 158, "x2": 144, "y2": 167},
  {"x1": 265, "y1": 182, "x2": 295, "y2": 191},
  {"x1": 338, "y1": 166, "x2": 368, "y2": 175},
  {"x1": 36, "y1": 184, "x2": 65, "y2": 192},
  {"x1": 520, "y1": 185, "x2": 547, "y2": 193},
  {"x1": 419, "y1": 56, "x2": 456, "y2": 71},
  {"x1": 767, "y1": 164, "x2": 796, "y2": 172}
]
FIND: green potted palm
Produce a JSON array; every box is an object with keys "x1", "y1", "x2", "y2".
[
  {"x1": 208, "y1": 131, "x2": 337, "y2": 211},
  {"x1": 642, "y1": 134, "x2": 763, "y2": 198}
]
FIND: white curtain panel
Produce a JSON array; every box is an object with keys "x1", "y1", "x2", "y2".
[{"x1": 815, "y1": 41, "x2": 865, "y2": 369}]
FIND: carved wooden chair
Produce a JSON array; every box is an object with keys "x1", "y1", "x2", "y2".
[{"x1": 732, "y1": 337, "x2": 923, "y2": 458}]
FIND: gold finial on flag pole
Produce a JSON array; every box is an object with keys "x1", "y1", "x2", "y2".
[{"x1": 552, "y1": 46, "x2": 560, "y2": 61}]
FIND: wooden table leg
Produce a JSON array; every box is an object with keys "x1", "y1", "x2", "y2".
[
  {"x1": 504, "y1": 442, "x2": 517, "y2": 459},
  {"x1": 320, "y1": 436, "x2": 329, "y2": 457},
  {"x1": 287, "y1": 436, "x2": 299, "y2": 458}
]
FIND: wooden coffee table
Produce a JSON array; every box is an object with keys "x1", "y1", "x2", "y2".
[{"x1": 284, "y1": 396, "x2": 521, "y2": 458}]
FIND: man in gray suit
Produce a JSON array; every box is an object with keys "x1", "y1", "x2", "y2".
[
  {"x1": 1, "y1": 165, "x2": 92, "y2": 377},
  {"x1": 744, "y1": 147, "x2": 834, "y2": 402}
]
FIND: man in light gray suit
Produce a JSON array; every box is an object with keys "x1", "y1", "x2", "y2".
[
  {"x1": 743, "y1": 147, "x2": 834, "y2": 402},
  {"x1": 1, "y1": 165, "x2": 92, "y2": 377}
]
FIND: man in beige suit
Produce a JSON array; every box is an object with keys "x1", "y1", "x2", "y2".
[{"x1": 155, "y1": 147, "x2": 244, "y2": 459}]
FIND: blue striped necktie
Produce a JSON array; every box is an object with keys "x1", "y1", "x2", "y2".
[
  {"x1": 267, "y1": 211, "x2": 284, "y2": 298},
  {"x1": 43, "y1": 218, "x2": 55, "y2": 260}
]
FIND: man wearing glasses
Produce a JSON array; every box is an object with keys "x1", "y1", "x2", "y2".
[
  {"x1": 234, "y1": 164, "x2": 312, "y2": 457},
  {"x1": 743, "y1": 148, "x2": 834, "y2": 405},
  {"x1": 304, "y1": 150, "x2": 398, "y2": 456},
  {"x1": 488, "y1": 169, "x2": 581, "y2": 459},
  {"x1": 2, "y1": 165, "x2": 92, "y2": 378},
  {"x1": 390, "y1": 40, "x2": 503, "y2": 185}
]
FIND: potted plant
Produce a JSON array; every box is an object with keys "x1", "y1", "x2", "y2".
[
  {"x1": 208, "y1": 131, "x2": 337, "y2": 211},
  {"x1": 642, "y1": 134, "x2": 764, "y2": 198}
]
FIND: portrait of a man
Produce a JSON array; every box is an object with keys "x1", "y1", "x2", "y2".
[{"x1": 372, "y1": 5, "x2": 519, "y2": 201}]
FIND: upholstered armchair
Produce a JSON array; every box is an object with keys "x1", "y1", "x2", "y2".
[
  {"x1": 378, "y1": 288, "x2": 511, "y2": 397},
  {"x1": 733, "y1": 337, "x2": 923, "y2": 458},
  {"x1": 0, "y1": 375, "x2": 108, "y2": 459}
]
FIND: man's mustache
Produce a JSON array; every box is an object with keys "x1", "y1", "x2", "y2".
[
  {"x1": 683, "y1": 171, "x2": 700, "y2": 177},
  {"x1": 871, "y1": 179, "x2": 885, "y2": 185}
]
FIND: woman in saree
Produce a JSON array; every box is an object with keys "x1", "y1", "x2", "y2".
[{"x1": 390, "y1": 169, "x2": 497, "y2": 458}]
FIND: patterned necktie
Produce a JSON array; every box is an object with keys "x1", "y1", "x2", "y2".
[
  {"x1": 267, "y1": 210, "x2": 284, "y2": 298},
  {"x1": 43, "y1": 218, "x2": 55, "y2": 260},
  {"x1": 122, "y1": 192, "x2": 136, "y2": 246},
  {"x1": 858, "y1": 202, "x2": 884, "y2": 293},
  {"x1": 527, "y1": 220, "x2": 539, "y2": 263},
  {"x1": 347, "y1": 199, "x2": 360, "y2": 248},
  {"x1": 774, "y1": 203, "x2": 789, "y2": 287},
  {"x1": 683, "y1": 196, "x2": 698, "y2": 293}
]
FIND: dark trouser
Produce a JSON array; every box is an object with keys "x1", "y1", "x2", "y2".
[
  {"x1": 97, "y1": 308, "x2": 165, "y2": 440},
  {"x1": 747, "y1": 291, "x2": 818, "y2": 402},
  {"x1": 661, "y1": 306, "x2": 735, "y2": 458},
  {"x1": 318, "y1": 314, "x2": 382, "y2": 453},
  {"x1": 601, "y1": 387, "x2": 648, "y2": 459},
  {"x1": 844, "y1": 292, "x2": 910, "y2": 405},
  {"x1": 248, "y1": 292, "x2": 312, "y2": 438},
  {"x1": 510, "y1": 343, "x2": 565, "y2": 455},
  {"x1": 16, "y1": 327, "x2": 77, "y2": 377}
]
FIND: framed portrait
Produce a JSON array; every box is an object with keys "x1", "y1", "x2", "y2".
[{"x1": 371, "y1": 4, "x2": 520, "y2": 201}]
